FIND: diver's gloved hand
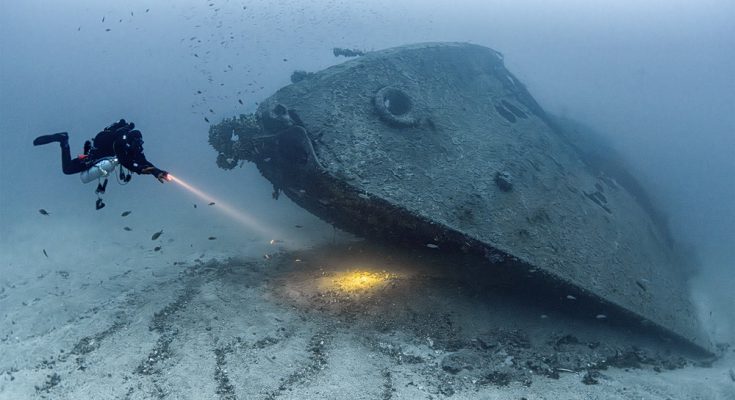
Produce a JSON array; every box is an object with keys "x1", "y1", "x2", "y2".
[
  {"x1": 142, "y1": 167, "x2": 169, "y2": 183},
  {"x1": 156, "y1": 170, "x2": 169, "y2": 183}
]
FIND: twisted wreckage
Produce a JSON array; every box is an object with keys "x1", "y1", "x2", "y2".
[{"x1": 209, "y1": 43, "x2": 712, "y2": 354}]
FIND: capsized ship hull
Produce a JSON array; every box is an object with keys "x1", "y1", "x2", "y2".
[{"x1": 209, "y1": 43, "x2": 712, "y2": 354}]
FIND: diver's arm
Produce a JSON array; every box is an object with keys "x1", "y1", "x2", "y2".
[
  {"x1": 119, "y1": 148, "x2": 168, "y2": 182},
  {"x1": 132, "y1": 151, "x2": 168, "y2": 182},
  {"x1": 119, "y1": 149, "x2": 152, "y2": 174}
]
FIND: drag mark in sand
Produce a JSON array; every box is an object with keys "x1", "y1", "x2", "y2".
[
  {"x1": 264, "y1": 329, "x2": 333, "y2": 399},
  {"x1": 381, "y1": 369, "x2": 394, "y2": 400},
  {"x1": 29, "y1": 317, "x2": 130, "y2": 396},
  {"x1": 135, "y1": 332, "x2": 177, "y2": 376},
  {"x1": 212, "y1": 333, "x2": 287, "y2": 400},
  {"x1": 34, "y1": 372, "x2": 61, "y2": 395},
  {"x1": 69, "y1": 320, "x2": 127, "y2": 369},
  {"x1": 214, "y1": 344, "x2": 237, "y2": 400},
  {"x1": 135, "y1": 284, "x2": 199, "y2": 376},
  {"x1": 150, "y1": 284, "x2": 199, "y2": 333}
]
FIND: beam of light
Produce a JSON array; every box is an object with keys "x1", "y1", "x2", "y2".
[{"x1": 167, "y1": 173, "x2": 291, "y2": 248}]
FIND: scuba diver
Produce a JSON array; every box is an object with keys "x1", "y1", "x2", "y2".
[{"x1": 33, "y1": 119, "x2": 169, "y2": 209}]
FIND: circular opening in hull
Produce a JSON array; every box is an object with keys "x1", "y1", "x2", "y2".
[
  {"x1": 374, "y1": 87, "x2": 418, "y2": 127},
  {"x1": 382, "y1": 89, "x2": 411, "y2": 116}
]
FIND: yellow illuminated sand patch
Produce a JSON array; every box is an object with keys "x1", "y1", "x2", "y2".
[{"x1": 328, "y1": 270, "x2": 398, "y2": 293}]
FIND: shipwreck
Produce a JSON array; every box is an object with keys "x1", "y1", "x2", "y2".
[{"x1": 208, "y1": 42, "x2": 712, "y2": 354}]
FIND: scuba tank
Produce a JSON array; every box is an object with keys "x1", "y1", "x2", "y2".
[{"x1": 80, "y1": 157, "x2": 119, "y2": 184}]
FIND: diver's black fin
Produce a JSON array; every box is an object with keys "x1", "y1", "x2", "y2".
[{"x1": 33, "y1": 132, "x2": 68, "y2": 146}]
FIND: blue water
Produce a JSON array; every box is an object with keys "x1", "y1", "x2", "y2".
[{"x1": 1, "y1": 1, "x2": 733, "y2": 398}]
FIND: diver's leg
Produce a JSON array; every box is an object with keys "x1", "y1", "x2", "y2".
[
  {"x1": 60, "y1": 140, "x2": 86, "y2": 175},
  {"x1": 32, "y1": 132, "x2": 85, "y2": 174}
]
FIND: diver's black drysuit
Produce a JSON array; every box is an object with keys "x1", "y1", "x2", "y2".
[{"x1": 34, "y1": 119, "x2": 167, "y2": 180}]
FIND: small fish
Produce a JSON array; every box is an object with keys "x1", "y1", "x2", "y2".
[
  {"x1": 193, "y1": 204, "x2": 197, "y2": 208},
  {"x1": 595, "y1": 314, "x2": 607, "y2": 320},
  {"x1": 154, "y1": 246, "x2": 161, "y2": 252},
  {"x1": 294, "y1": 225, "x2": 303, "y2": 228},
  {"x1": 77, "y1": 26, "x2": 81, "y2": 31},
  {"x1": 130, "y1": 11, "x2": 133, "y2": 16},
  {"x1": 105, "y1": 28, "x2": 111, "y2": 32},
  {"x1": 209, "y1": 109, "x2": 214, "y2": 114},
  {"x1": 151, "y1": 230, "x2": 163, "y2": 240},
  {"x1": 282, "y1": 58, "x2": 288, "y2": 62},
  {"x1": 121, "y1": 211, "x2": 132, "y2": 217},
  {"x1": 43, "y1": 249, "x2": 48, "y2": 258},
  {"x1": 238, "y1": 99, "x2": 243, "y2": 105},
  {"x1": 566, "y1": 295, "x2": 577, "y2": 300},
  {"x1": 123, "y1": 227, "x2": 132, "y2": 231},
  {"x1": 208, "y1": 237, "x2": 216, "y2": 240},
  {"x1": 102, "y1": 16, "x2": 105, "y2": 22},
  {"x1": 426, "y1": 243, "x2": 439, "y2": 249},
  {"x1": 146, "y1": 8, "x2": 149, "y2": 12},
  {"x1": 38, "y1": 209, "x2": 50, "y2": 216},
  {"x1": 263, "y1": 253, "x2": 271, "y2": 260},
  {"x1": 197, "y1": 90, "x2": 202, "y2": 94},
  {"x1": 204, "y1": 117, "x2": 210, "y2": 123},
  {"x1": 208, "y1": 202, "x2": 215, "y2": 206}
]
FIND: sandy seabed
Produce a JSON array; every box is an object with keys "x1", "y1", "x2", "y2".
[{"x1": 1, "y1": 214, "x2": 734, "y2": 400}]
